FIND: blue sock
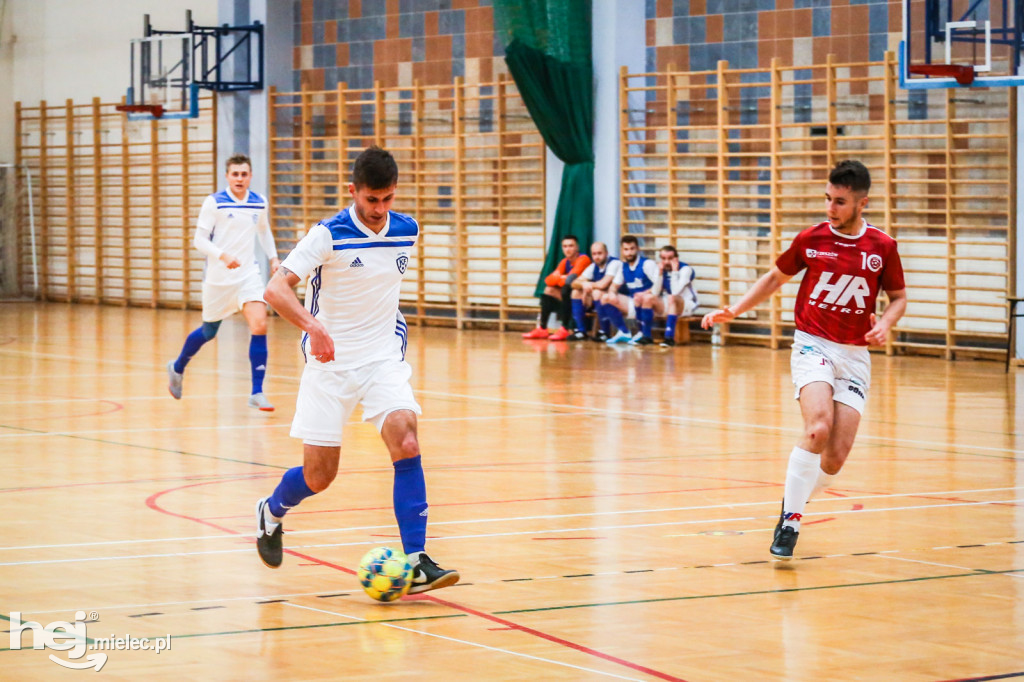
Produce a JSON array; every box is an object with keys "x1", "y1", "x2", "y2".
[
  {"x1": 249, "y1": 334, "x2": 268, "y2": 395},
  {"x1": 268, "y1": 466, "x2": 315, "y2": 518},
  {"x1": 596, "y1": 302, "x2": 611, "y2": 335},
  {"x1": 571, "y1": 299, "x2": 587, "y2": 332},
  {"x1": 640, "y1": 307, "x2": 654, "y2": 338},
  {"x1": 393, "y1": 455, "x2": 428, "y2": 555},
  {"x1": 174, "y1": 325, "x2": 214, "y2": 374},
  {"x1": 606, "y1": 305, "x2": 629, "y2": 333},
  {"x1": 666, "y1": 314, "x2": 678, "y2": 340}
]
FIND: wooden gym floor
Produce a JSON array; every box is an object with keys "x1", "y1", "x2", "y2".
[{"x1": 0, "y1": 302, "x2": 1022, "y2": 681}]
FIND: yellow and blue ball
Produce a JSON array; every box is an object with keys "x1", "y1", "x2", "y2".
[{"x1": 357, "y1": 547, "x2": 413, "y2": 602}]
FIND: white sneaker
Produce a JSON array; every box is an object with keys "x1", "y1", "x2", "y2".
[
  {"x1": 167, "y1": 361, "x2": 183, "y2": 400},
  {"x1": 606, "y1": 330, "x2": 632, "y2": 345},
  {"x1": 248, "y1": 393, "x2": 275, "y2": 412}
]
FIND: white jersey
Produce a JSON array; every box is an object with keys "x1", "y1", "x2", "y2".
[
  {"x1": 280, "y1": 205, "x2": 418, "y2": 371},
  {"x1": 195, "y1": 189, "x2": 278, "y2": 285},
  {"x1": 580, "y1": 258, "x2": 623, "y2": 283}
]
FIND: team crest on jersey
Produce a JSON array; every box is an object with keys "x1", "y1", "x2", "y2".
[
  {"x1": 396, "y1": 253, "x2": 409, "y2": 274},
  {"x1": 864, "y1": 253, "x2": 883, "y2": 272},
  {"x1": 806, "y1": 249, "x2": 817, "y2": 259}
]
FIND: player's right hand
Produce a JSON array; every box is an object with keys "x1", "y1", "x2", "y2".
[
  {"x1": 701, "y1": 307, "x2": 735, "y2": 329},
  {"x1": 220, "y1": 253, "x2": 241, "y2": 269},
  {"x1": 308, "y1": 325, "x2": 335, "y2": 363}
]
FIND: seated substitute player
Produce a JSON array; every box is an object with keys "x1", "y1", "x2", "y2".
[
  {"x1": 601, "y1": 234, "x2": 659, "y2": 345},
  {"x1": 522, "y1": 235, "x2": 591, "y2": 341},
  {"x1": 568, "y1": 241, "x2": 622, "y2": 341},
  {"x1": 701, "y1": 159, "x2": 907, "y2": 560},
  {"x1": 167, "y1": 154, "x2": 279, "y2": 410},
  {"x1": 256, "y1": 146, "x2": 459, "y2": 593},
  {"x1": 638, "y1": 245, "x2": 699, "y2": 347}
]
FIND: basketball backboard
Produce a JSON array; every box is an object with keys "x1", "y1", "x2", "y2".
[
  {"x1": 120, "y1": 11, "x2": 264, "y2": 120},
  {"x1": 901, "y1": 0, "x2": 1024, "y2": 89},
  {"x1": 125, "y1": 33, "x2": 199, "y2": 120}
]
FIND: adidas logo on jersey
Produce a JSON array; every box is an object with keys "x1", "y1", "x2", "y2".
[{"x1": 350, "y1": 257, "x2": 364, "y2": 268}]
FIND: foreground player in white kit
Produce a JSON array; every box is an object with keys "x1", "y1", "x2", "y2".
[
  {"x1": 167, "y1": 154, "x2": 280, "y2": 410},
  {"x1": 255, "y1": 146, "x2": 459, "y2": 593},
  {"x1": 702, "y1": 160, "x2": 907, "y2": 559}
]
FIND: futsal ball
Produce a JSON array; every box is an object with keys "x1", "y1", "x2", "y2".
[{"x1": 357, "y1": 547, "x2": 413, "y2": 602}]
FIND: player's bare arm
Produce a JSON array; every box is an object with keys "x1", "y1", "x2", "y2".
[
  {"x1": 865, "y1": 288, "x2": 907, "y2": 346},
  {"x1": 263, "y1": 268, "x2": 335, "y2": 362},
  {"x1": 701, "y1": 266, "x2": 792, "y2": 329}
]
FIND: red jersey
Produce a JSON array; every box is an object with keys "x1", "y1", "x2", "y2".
[{"x1": 775, "y1": 220, "x2": 905, "y2": 346}]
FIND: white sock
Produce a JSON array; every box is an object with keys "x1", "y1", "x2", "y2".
[
  {"x1": 407, "y1": 551, "x2": 423, "y2": 565},
  {"x1": 782, "y1": 447, "x2": 821, "y2": 531},
  {"x1": 263, "y1": 502, "x2": 282, "y2": 528},
  {"x1": 811, "y1": 468, "x2": 836, "y2": 500}
]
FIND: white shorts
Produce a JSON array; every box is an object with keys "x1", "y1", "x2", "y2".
[
  {"x1": 290, "y1": 359, "x2": 422, "y2": 447},
  {"x1": 790, "y1": 330, "x2": 871, "y2": 414},
  {"x1": 661, "y1": 293, "x2": 698, "y2": 317},
  {"x1": 202, "y1": 269, "x2": 265, "y2": 322},
  {"x1": 614, "y1": 293, "x2": 637, "y2": 319}
]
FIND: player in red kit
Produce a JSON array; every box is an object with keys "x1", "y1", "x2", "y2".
[{"x1": 701, "y1": 160, "x2": 907, "y2": 559}]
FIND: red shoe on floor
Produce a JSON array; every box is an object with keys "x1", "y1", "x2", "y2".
[
  {"x1": 522, "y1": 327, "x2": 550, "y2": 339},
  {"x1": 548, "y1": 327, "x2": 570, "y2": 341}
]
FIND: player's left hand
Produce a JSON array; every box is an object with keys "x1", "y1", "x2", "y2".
[
  {"x1": 269, "y1": 258, "x2": 281, "y2": 275},
  {"x1": 864, "y1": 313, "x2": 890, "y2": 346}
]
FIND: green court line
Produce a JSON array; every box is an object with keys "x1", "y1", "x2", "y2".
[
  {"x1": 494, "y1": 568, "x2": 1021, "y2": 615},
  {"x1": 0, "y1": 612, "x2": 467, "y2": 651},
  {"x1": 0, "y1": 424, "x2": 287, "y2": 471}
]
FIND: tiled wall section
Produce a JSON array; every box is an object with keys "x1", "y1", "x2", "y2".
[
  {"x1": 292, "y1": 0, "x2": 903, "y2": 91},
  {"x1": 293, "y1": 0, "x2": 504, "y2": 90},
  {"x1": 646, "y1": 0, "x2": 902, "y2": 72}
]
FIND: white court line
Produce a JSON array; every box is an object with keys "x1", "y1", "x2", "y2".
[
  {"x1": 876, "y1": 548, "x2": 1024, "y2": 577},
  {"x1": 0, "y1": 498, "x2": 1018, "y2": 568},
  {"x1": 283, "y1": 602, "x2": 644, "y2": 682},
  {"x1": 0, "y1": 412, "x2": 573, "y2": 439},
  {"x1": 416, "y1": 389, "x2": 1024, "y2": 457},
  {"x1": 0, "y1": 392, "x2": 255, "y2": 406},
  {"x1": 19, "y1": 589, "x2": 354, "y2": 618},
  {"x1": 4, "y1": 347, "x2": 1023, "y2": 456},
  {"x1": 1, "y1": 486, "x2": 1020, "y2": 552}
]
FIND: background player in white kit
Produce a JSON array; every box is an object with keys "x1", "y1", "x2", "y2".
[
  {"x1": 167, "y1": 154, "x2": 280, "y2": 411},
  {"x1": 568, "y1": 241, "x2": 622, "y2": 341},
  {"x1": 640, "y1": 244, "x2": 699, "y2": 347},
  {"x1": 701, "y1": 160, "x2": 907, "y2": 559},
  {"x1": 255, "y1": 146, "x2": 459, "y2": 593}
]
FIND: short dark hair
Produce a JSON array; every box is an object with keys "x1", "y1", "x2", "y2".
[
  {"x1": 829, "y1": 160, "x2": 870, "y2": 194},
  {"x1": 225, "y1": 154, "x2": 251, "y2": 173},
  {"x1": 620, "y1": 234, "x2": 639, "y2": 247},
  {"x1": 352, "y1": 146, "x2": 399, "y2": 189},
  {"x1": 660, "y1": 245, "x2": 678, "y2": 257},
  {"x1": 561, "y1": 235, "x2": 578, "y2": 243}
]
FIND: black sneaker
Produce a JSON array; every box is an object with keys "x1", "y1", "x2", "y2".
[
  {"x1": 570, "y1": 330, "x2": 589, "y2": 341},
  {"x1": 256, "y1": 498, "x2": 283, "y2": 569},
  {"x1": 408, "y1": 552, "x2": 460, "y2": 594},
  {"x1": 593, "y1": 331, "x2": 609, "y2": 343},
  {"x1": 770, "y1": 525, "x2": 798, "y2": 560},
  {"x1": 660, "y1": 338, "x2": 676, "y2": 348},
  {"x1": 633, "y1": 336, "x2": 654, "y2": 346}
]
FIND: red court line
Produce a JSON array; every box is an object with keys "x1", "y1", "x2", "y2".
[
  {"x1": 10, "y1": 399, "x2": 124, "y2": 421},
  {"x1": 2, "y1": 472, "x2": 277, "y2": 494},
  {"x1": 145, "y1": 479, "x2": 687, "y2": 681},
  {"x1": 205, "y1": 482, "x2": 780, "y2": 520}
]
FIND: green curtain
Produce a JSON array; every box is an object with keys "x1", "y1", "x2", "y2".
[{"x1": 494, "y1": 0, "x2": 594, "y2": 296}]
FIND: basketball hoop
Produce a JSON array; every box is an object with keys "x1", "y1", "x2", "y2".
[
  {"x1": 115, "y1": 103, "x2": 165, "y2": 119},
  {"x1": 907, "y1": 64, "x2": 976, "y2": 86}
]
